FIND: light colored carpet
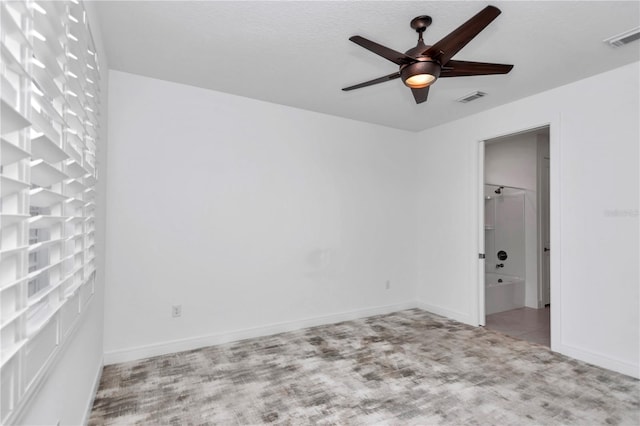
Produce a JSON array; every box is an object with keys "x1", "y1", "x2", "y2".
[{"x1": 89, "y1": 309, "x2": 639, "y2": 425}]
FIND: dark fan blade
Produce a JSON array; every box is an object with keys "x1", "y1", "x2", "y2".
[
  {"x1": 342, "y1": 72, "x2": 401, "y2": 91},
  {"x1": 424, "y1": 6, "x2": 502, "y2": 65},
  {"x1": 411, "y1": 87, "x2": 430, "y2": 104},
  {"x1": 440, "y1": 60, "x2": 513, "y2": 77},
  {"x1": 349, "y1": 36, "x2": 416, "y2": 65}
]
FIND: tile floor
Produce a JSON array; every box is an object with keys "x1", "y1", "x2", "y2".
[
  {"x1": 485, "y1": 306, "x2": 550, "y2": 347},
  {"x1": 89, "y1": 309, "x2": 639, "y2": 425}
]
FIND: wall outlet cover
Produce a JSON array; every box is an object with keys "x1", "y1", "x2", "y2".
[{"x1": 172, "y1": 305, "x2": 182, "y2": 318}]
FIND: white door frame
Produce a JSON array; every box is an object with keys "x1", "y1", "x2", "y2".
[
  {"x1": 537, "y1": 147, "x2": 551, "y2": 307},
  {"x1": 476, "y1": 120, "x2": 561, "y2": 352},
  {"x1": 477, "y1": 141, "x2": 486, "y2": 325}
]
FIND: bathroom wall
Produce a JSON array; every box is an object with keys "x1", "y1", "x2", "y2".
[
  {"x1": 484, "y1": 188, "x2": 525, "y2": 280},
  {"x1": 485, "y1": 132, "x2": 539, "y2": 189}
]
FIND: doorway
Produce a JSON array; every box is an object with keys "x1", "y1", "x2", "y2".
[{"x1": 480, "y1": 126, "x2": 551, "y2": 346}]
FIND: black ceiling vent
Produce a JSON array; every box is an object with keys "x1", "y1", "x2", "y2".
[
  {"x1": 457, "y1": 91, "x2": 487, "y2": 103},
  {"x1": 604, "y1": 27, "x2": 640, "y2": 47}
]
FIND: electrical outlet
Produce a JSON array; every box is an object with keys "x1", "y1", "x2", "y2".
[
  {"x1": 172, "y1": 305, "x2": 182, "y2": 318},
  {"x1": 386, "y1": 280, "x2": 391, "y2": 290}
]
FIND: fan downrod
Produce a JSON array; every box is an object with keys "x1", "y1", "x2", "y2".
[{"x1": 410, "y1": 15, "x2": 432, "y2": 33}]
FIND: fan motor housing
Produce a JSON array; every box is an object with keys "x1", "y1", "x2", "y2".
[{"x1": 400, "y1": 60, "x2": 442, "y2": 88}]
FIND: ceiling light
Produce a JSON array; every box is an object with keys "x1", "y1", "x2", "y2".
[
  {"x1": 405, "y1": 74, "x2": 436, "y2": 88},
  {"x1": 400, "y1": 61, "x2": 441, "y2": 89}
]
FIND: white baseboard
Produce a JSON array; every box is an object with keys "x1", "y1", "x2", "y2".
[
  {"x1": 104, "y1": 300, "x2": 639, "y2": 380},
  {"x1": 415, "y1": 300, "x2": 476, "y2": 326},
  {"x1": 557, "y1": 341, "x2": 639, "y2": 379},
  {"x1": 104, "y1": 301, "x2": 419, "y2": 365},
  {"x1": 82, "y1": 357, "x2": 104, "y2": 425},
  {"x1": 417, "y1": 300, "x2": 639, "y2": 379}
]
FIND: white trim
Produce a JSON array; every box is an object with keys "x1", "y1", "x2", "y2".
[
  {"x1": 548, "y1": 116, "x2": 562, "y2": 353},
  {"x1": 477, "y1": 141, "x2": 486, "y2": 326},
  {"x1": 556, "y1": 341, "x2": 640, "y2": 379},
  {"x1": 415, "y1": 301, "x2": 476, "y2": 326},
  {"x1": 102, "y1": 297, "x2": 640, "y2": 379},
  {"x1": 81, "y1": 357, "x2": 104, "y2": 426},
  {"x1": 104, "y1": 301, "x2": 418, "y2": 365},
  {"x1": 536, "y1": 140, "x2": 545, "y2": 308},
  {"x1": 7, "y1": 296, "x2": 95, "y2": 426},
  {"x1": 474, "y1": 120, "x2": 560, "y2": 338}
]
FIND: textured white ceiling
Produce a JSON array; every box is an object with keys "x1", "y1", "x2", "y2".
[{"x1": 95, "y1": 1, "x2": 640, "y2": 132}]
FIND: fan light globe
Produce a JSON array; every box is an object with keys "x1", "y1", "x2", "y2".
[
  {"x1": 401, "y1": 61, "x2": 441, "y2": 89},
  {"x1": 405, "y1": 73, "x2": 437, "y2": 88}
]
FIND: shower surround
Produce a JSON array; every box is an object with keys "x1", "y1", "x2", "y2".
[{"x1": 485, "y1": 185, "x2": 526, "y2": 314}]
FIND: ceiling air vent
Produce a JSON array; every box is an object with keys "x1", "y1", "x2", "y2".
[
  {"x1": 457, "y1": 91, "x2": 487, "y2": 103},
  {"x1": 604, "y1": 27, "x2": 640, "y2": 47}
]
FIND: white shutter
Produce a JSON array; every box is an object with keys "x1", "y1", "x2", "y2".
[{"x1": 0, "y1": 1, "x2": 101, "y2": 422}]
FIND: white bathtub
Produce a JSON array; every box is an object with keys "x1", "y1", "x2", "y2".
[{"x1": 485, "y1": 272, "x2": 525, "y2": 315}]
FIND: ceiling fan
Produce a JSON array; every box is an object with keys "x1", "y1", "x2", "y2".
[{"x1": 342, "y1": 5, "x2": 513, "y2": 104}]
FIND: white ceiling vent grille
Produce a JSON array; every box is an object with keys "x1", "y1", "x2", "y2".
[
  {"x1": 604, "y1": 27, "x2": 640, "y2": 47},
  {"x1": 457, "y1": 91, "x2": 487, "y2": 103}
]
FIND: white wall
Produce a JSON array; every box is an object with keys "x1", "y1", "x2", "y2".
[
  {"x1": 415, "y1": 62, "x2": 639, "y2": 378},
  {"x1": 485, "y1": 132, "x2": 542, "y2": 308},
  {"x1": 104, "y1": 71, "x2": 420, "y2": 363},
  {"x1": 16, "y1": 2, "x2": 109, "y2": 424},
  {"x1": 485, "y1": 133, "x2": 538, "y2": 190}
]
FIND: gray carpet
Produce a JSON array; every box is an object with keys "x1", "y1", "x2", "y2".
[{"x1": 89, "y1": 309, "x2": 639, "y2": 425}]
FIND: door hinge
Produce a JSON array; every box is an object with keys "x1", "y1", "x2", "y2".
[{"x1": 478, "y1": 253, "x2": 485, "y2": 259}]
